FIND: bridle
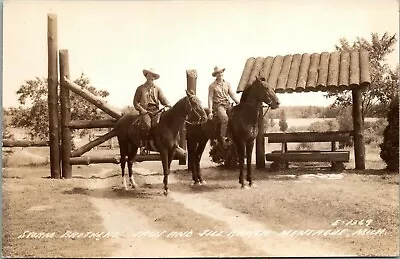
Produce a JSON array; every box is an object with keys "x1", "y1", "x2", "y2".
[{"x1": 185, "y1": 95, "x2": 204, "y2": 125}]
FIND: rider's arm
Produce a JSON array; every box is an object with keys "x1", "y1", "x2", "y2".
[
  {"x1": 227, "y1": 82, "x2": 240, "y2": 104},
  {"x1": 133, "y1": 87, "x2": 147, "y2": 114},
  {"x1": 208, "y1": 84, "x2": 214, "y2": 111},
  {"x1": 157, "y1": 87, "x2": 171, "y2": 107}
]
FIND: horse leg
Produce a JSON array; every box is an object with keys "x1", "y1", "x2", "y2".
[
  {"x1": 196, "y1": 138, "x2": 208, "y2": 185},
  {"x1": 119, "y1": 142, "x2": 128, "y2": 190},
  {"x1": 128, "y1": 146, "x2": 139, "y2": 189},
  {"x1": 160, "y1": 148, "x2": 170, "y2": 196},
  {"x1": 246, "y1": 140, "x2": 255, "y2": 187},
  {"x1": 235, "y1": 140, "x2": 246, "y2": 188},
  {"x1": 187, "y1": 137, "x2": 198, "y2": 185}
]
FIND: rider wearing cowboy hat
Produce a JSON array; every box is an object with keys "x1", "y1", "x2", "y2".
[
  {"x1": 208, "y1": 66, "x2": 240, "y2": 146},
  {"x1": 134, "y1": 68, "x2": 172, "y2": 151}
]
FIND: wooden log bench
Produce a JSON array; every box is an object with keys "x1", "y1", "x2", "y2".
[{"x1": 265, "y1": 131, "x2": 351, "y2": 171}]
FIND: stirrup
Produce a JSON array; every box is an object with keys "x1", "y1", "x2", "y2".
[
  {"x1": 222, "y1": 137, "x2": 232, "y2": 148},
  {"x1": 139, "y1": 147, "x2": 149, "y2": 156}
]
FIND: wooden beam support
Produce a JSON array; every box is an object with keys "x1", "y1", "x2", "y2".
[
  {"x1": 47, "y1": 13, "x2": 61, "y2": 179},
  {"x1": 63, "y1": 77, "x2": 122, "y2": 119},
  {"x1": 352, "y1": 88, "x2": 366, "y2": 169},
  {"x1": 59, "y1": 49, "x2": 72, "y2": 179},
  {"x1": 71, "y1": 129, "x2": 118, "y2": 157},
  {"x1": 266, "y1": 151, "x2": 350, "y2": 162},
  {"x1": 256, "y1": 105, "x2": 265, "y2": 168},
  {"x1": 67, "y1": 119, "x2": 118, "y2": 129},
  {"x1": 265, "y1": 131, "x2": 351, "y2": 143},
  {"x1": 2, "y1": 140, "x2": 49, "y2": 147}
]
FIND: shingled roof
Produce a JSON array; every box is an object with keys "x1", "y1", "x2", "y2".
[{"x1": 236, "y1": 50, "x2": 371, "y2": 93}]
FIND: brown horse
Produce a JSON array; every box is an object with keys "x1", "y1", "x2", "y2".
[
  {"x1": 116, "y1": 90, "x2": 207, "y2": 195},
  {"x1": 186, "y1": 76, "x2": 280, "y2": 188}
]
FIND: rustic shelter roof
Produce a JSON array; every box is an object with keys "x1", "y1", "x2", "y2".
[{"x1": 236, "y1": 50, "x2": 371, "y2": 93}]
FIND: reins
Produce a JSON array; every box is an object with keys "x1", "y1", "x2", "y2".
[{"x1": 262, "y1": 104, "x2": 270, "y2": 118}]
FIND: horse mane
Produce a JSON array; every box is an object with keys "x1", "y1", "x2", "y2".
[
  {"x1": 240, "y1": 80, "x2": 256, "y2": 103},
  {"x1": 160, "y1": 96, "x2": 188, "y2": 121}
]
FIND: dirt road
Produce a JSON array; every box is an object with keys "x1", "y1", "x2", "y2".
[{"x1": 84, "y1": 163, "x2": 396, "y2": 257}]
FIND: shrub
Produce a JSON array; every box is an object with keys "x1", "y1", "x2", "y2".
[
  {"x1": 296, "y1": 142, "x2": 314, "y2": 150},
  {"x1": 380, "y1": 95, "x2": 399, "y2": 171},
  {"x1": 308, "y1": 120, "x2": 339, "y2": 132},
  {"x1": 209, "y1": 140, "x2": 238, "y2": 168},
  {"x1": 336, "y1": 108, "x2": 354, "y2": 148},
  {"x1": 364, "y1": 119, "x2": 387, "y2": 148},
  {"x1": 279, "y1": 111, "x2": 288, "y2": 132}
]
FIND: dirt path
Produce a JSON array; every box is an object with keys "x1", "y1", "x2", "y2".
[
  {"x1": 168, "y1": 179, "x2": 352, "y2": 257},
  {"x1": 86, "y1": 169, "x2": 199, "y2": 257},
  {"x1": 85, "y1": 166, "x2": 355, "y2": 257}
]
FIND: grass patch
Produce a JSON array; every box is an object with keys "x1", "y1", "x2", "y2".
[{"x1": 2, "y1": 167, "x2": 111, "y2": 258}]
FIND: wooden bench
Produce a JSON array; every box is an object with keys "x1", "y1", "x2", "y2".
[{"x1": 265, "y1": 131, "x2": 351, "y2": 171}]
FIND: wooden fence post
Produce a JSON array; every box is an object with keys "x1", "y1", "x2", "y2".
[
  {"x1": 60, "y1": 49, "x2": 72, "y2": 179},
  {"x1": 47, "y1": 13, "x2": 61, "y2": 179},
  {"x1": 179, "y1": 69, "x2": 197, "y2": 165},
  {"x1": 352, "y1": 89, "x2": 366, "y2": 169},
  {"x1": 256, "y1": 105, "x2": 266, "y2": 168}
]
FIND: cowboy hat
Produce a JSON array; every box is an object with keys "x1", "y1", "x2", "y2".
[
  {"x1": 212, "y1": 66, "x2": 225, "y2": 77},
  {"x1": 143, "y1": 68, "x2": 160, "y2": 80}
]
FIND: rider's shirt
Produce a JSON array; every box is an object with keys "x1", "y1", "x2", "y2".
[
  {"x1": 208, "y1": 79, "x2": 231, "y2": 109},
  {"x1": 133, "y1": 82, "x2": 170, "y2": 114}
]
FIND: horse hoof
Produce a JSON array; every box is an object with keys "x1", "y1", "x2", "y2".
[
  {"x1": 241, "y1": 185, "x2": 249, "y2": 189},
  {"x1": 164, "y1": 190, "x2": 169, "y2": 196},
  {"x1": 249, "y1": 183, "x2": 257, "y2": 188},
  {"x1": 200, "y1": 180, "x2": 207, "y2": 185}
]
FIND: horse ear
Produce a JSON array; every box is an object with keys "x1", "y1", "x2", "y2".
[{"x1": 255, "y1": 75, "x2": 259, "y2": 82}]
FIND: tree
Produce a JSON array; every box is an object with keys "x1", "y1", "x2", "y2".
[
  {"x1": 325, "y1": 32, "x2": 398, "y2": 118},
  {"x1": 2, "y1": 110, "x2": 14, "y2": 141},
  {"x1": 10, "y1": 73, "x2": 110, "y2": 140},
  {"x1": 279, "y1": 110, "x2": 288, "y2": 132},
  {"x1": 269, "y1": 118, "x2": 275, "y2": 128}
]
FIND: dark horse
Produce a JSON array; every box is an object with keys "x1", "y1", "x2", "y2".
[
  {"x1": 115, "y1": 90, "x2": 207, "y2": 195},
  {"x1": 186, "y1": 76, "x2": 280, "y2": 188}
]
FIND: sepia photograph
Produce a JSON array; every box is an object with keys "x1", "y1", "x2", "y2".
[{"x1": 2, "y1": 0, "x2": 399, "y2": 257}]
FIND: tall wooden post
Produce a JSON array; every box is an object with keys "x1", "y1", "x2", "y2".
[
  {"x1": 179, "y1": 70, "x2": 197, "y2": 165},
  {"x1": 47, "y1": 13, "x2": 61, "y2": 179},
  {"x1": 352, "y1": 88, "x2": 365, "y2": 169},
  {"x1": 186, "y1": 69, "x2": 197, "y2": 94},
  {"x1": 256, "y1": 105, "x2": 265, "y2": 168},
  {"x1": 59, "y1": 50, "x2": 72, "y2": 179}
]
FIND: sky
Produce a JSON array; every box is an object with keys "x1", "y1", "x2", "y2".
[{"x1": 2, "y1": 0, "x2": 399, "y2": 109}]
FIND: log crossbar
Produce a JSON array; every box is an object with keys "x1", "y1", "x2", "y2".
[
  {"x1": 67, "y1": 119, "x2": 118, "y2": 129},
  {"x1": 70, "y1": 154, "x2": 182, "y2": 165},
  {"x1": 265, "y1": 131, "x2": 351, "y2": 143},
  {"x1": 2, "y1": 140, "x2": 49, "y2": 147},
  {"x1": 265, "y1": 131, "x2": 351, "y2": 171},
  {"x1": 266, "y1": 151, "x2": 349, "y2": 162},
  {"x1": 71, "y1": 129, "x2": 118, "y2": 157}
]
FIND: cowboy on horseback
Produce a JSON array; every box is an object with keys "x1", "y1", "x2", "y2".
[
  {"x1": 208, "y1": 66, "x2": 240, "y2": 147},
  {"x1": 133, "y1": 68, "x2": 172, "y2": 153}
]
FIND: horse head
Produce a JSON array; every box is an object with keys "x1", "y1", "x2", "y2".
[
  {"x1": 185, "y1": 90, "x2": 208, "y2": 124},
  {"x1": 251, "y1": 76, "x2": 280, "y2": 109}
]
